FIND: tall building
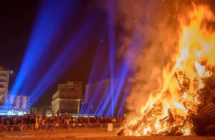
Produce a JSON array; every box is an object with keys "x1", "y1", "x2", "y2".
[
  {"x1": 0, "y1": 66, "x2": 30, "y2": 115},
  {"x1": 52, "y1": 81, "x2": 82, "y2": 116},
  {"x1": 0, "y1": 66, "x2": 10, "y2": 109},
  {"x1": 0, "y1": 66, "x2": 10, "y2": 94}
]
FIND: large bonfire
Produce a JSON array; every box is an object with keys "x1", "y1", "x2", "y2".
[{"x1": 119, "y1": 3, "x2": 215, "y2": 136}]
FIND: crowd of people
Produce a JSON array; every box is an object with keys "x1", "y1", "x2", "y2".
[{"x1": 0, "y1": 115, "x2": 125, "y2": 131}]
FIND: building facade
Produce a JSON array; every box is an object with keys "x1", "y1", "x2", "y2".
[
  {"x1": 83, "y1": 78, "x2": 129, "y2": 116},
  {"x1": 6, "y1": 95, "x2": 30, "y2": 109},
  {"x1": 0, "y1": 66, "x2": 9, "y2": 94},
  {"x1": 0, "y1": 95, "x2": 30, "y2": 115},
  {"x1": 52, "y1": 81, "x2": 82, "y2": 116},
  {"x1": 0, "y1": 66, "x2": 10, "y2": 115},
  {"x1": 0, "y1": 66, "x2": 30, "y2": 115}
]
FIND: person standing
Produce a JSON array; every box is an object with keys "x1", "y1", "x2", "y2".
[
  {"x1": 66, "y1": 117, "x2": 70, "y2": 129},
  {"x1": 35, "y1": 116, "x2": 39, "y2": 129},
  {"x1": 20, "y1": 119, "x2": 24, "y2": 133}
]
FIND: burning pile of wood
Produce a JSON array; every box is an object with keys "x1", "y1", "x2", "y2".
[
  {"x1": 117, "y1": 71, "x2": 215, "y2": 136},
  {"x1": 117, "y1": 4, "x2": 215, "y2": 136},
  {"x1": 193, "y1": 72, "x2": 215, "y2": 135}
]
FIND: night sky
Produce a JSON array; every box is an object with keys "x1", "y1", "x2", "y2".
[
  {"x1": 0, "y1": 1, "x2": 38, "y2": 75},
  {"x1": 0, "y1": 0, "x2": 124, "y2": 106},
  {"x1": 1, "y1": 0, "x2": 215, "y2": 108}
]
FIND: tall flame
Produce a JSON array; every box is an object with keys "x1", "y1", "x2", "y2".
[{"x1": 121, "y1": 4, "x2": 215, "y2": 136}]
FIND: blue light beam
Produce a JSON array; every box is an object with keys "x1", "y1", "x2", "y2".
[
  {"x1": 29, "y1": 11, "x2": 102, "y2": 107},
  {"x1": 10, "y1": 0, "x2": 78, "y2": 96}
]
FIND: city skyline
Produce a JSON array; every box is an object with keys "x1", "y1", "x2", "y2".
[{"x1": 0, "y1": 0, "x2": 131, "y2": 107}]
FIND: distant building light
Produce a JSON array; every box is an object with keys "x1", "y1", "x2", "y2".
[
  {"x1": 8, "y1": 111, "x2": 12, "y2": 115},
  {"x1": 18, "y1": 111, "x2": 24, "y2": 116}
]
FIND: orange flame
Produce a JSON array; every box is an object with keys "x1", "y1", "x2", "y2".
[{"x1": 122, "y1": 4, "x2": 215, "y2": 136}]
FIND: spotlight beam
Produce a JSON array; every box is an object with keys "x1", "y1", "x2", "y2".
[
  {"x1": 29, "y1": 12, "x2": 101, "y2": 107},
  {"x1": 107, "y1": 0, "x2": 116, "y2": 116},
  {"x1": 10, "y1": 0, "x2": 79, "y2": 96}
]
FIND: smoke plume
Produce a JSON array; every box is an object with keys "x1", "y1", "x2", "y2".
[{"x1": 116, "y1": 0, "x2": 214, "y2": 118}]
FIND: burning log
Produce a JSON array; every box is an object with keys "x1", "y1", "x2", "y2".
[
  {"x1": 192, "y1": 102, "x2": 215, "y2": 136},
  {"x1": 198, "y1": 103, "x2": 215, "y2": 125},
  {"x1": 129, "y1": 103, "x2": 162, "y2": 132},
  {"x1": 202, "y1": 73, "x2": 215, "y2": 99},
  {"x1": 193, "y1": 73, "x2": 215, "y2": 135},
  {"x1": 174, "y1": 72, "x2": 190, "y2": 93},
  {"x1": 160, "y1": 109, "x2": 175, "y2": 125}
]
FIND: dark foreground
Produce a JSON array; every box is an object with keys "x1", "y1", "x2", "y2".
[{"x1": 0, "y1": 128, "x2": 215, "y2": 140}]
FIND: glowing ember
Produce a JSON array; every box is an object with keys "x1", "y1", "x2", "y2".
[{"x1": 119, "y1": 4, "x2": 215, "y2": 136}]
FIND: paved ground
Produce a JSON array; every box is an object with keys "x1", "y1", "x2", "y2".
[{"x1": 0, "y1": 128, "x2": 215, "y2": 140}]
